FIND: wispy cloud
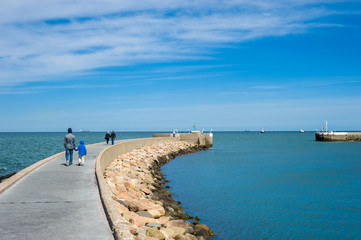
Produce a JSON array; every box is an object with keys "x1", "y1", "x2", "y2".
[
  {"x1": 0, "y1": 0, "x2": 357, "y2": 86},
  {"x1": 310, "y1": 79, "x2": 361, "y2": 87},
  {"x1": 0, "y1": 83, "x2": 122, "y2": 95}
]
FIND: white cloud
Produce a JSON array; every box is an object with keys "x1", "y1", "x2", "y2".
[{"x1": 0, "y1": 0, "x2": 356, "y2": 86}]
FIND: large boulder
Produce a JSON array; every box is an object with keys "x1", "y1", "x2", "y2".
[
  {"x1": 146, "y1": 227, "x2": 166, "y2": 240},
  {"x1": 166, "y1": 220, "x2": 193, "y2": 234},
  {"x1": 148, "y1": 207, "x2": 166, "y2": 218},
  {"x1": 160, "y1": 226, "x2": 186, "y2": 238},
  {"x1": 175, "y1": 234, "x2": 198, "y2": 240}
]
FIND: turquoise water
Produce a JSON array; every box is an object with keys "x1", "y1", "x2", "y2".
[
  {"x1": 162, "y1": 132, "x2": 361, "y2": 240},
  {"x1": 0, "y1": 132, "x2": 152, "y2": 177}
]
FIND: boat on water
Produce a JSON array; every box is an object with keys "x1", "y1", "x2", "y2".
[
  {"x1": 299, "y1": 129, "x2": 305, "y2": 133},
  {"x1": 260, "y1": 128, "x2": 265, "y2": 133}
]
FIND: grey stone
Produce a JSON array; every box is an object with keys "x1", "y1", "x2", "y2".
[
  {"x1": 146, "y1": 223, "x2": 162, "y2": 228},
  {"x1": 117, "y1": 199, "x2": 128, "y2": 208},
  {"x1": 136, "y1": 210, "x2": 154, "y2": 218}
]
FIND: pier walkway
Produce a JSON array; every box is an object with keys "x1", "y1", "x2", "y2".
[{"x1": 0, "y1": 141, "x2": 127, "y2": 240}]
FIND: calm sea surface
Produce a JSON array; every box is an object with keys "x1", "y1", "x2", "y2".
[
  {"x1": 162, "y1": 132, "x2": 361, "y2": 240},
  {"x1": 1, "y1": 131, "x2": 361, "y2": 239}
]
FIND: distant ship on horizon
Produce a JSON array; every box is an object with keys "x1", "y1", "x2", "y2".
[
  {"x1": 261, "y1": 128, "x2": 265, "y2": 133},
  {"x1": 299, "y1": 129, "x2": 305, "y2": 133}
]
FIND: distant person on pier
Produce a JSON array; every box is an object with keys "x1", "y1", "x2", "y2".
[
  {"x1": 110, "y1": 130, "x2": 116, "y2": 145},
  {"x1": 64, "y1": 128, "x2": 76, "y2": 166},
  {"x1": 75, "y1": 140, "x2": 87, "y2": 166},
  {"x1": 104, "y1": 131, "x2": 111, "y2": 144}
]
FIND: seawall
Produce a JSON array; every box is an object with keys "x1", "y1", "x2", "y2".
[
  {"x1": 315, "y1": 132, "x2": 361, "y2": 141},
  {"x1": 96, "y1": 134, "x2": 213, "y2": 240}
]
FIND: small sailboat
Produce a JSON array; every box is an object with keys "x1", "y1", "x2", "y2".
[{"x1": 261, "y1": 128, "x2": 265, "y2": 133}]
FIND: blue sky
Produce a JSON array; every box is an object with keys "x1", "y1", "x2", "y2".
[{"x1": 0, "y1": 0, "x2": 360, "y2": 132}]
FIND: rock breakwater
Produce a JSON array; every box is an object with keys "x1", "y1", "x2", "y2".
[{"x1": 104, "y1": 141, "x2": 213, "y2": 240}]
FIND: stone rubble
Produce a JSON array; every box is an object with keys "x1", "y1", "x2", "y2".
[{"x1": 104, "y1": 141, "x2": 214, "y2": 240}]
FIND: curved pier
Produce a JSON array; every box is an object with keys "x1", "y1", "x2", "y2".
[{"x1": 0, "y1": 132, "x2": 212, "y2": 240}]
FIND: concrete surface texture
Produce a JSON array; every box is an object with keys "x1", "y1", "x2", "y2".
[{"x1": 0, "y1": 141, "x2": 127, "y2": 240}]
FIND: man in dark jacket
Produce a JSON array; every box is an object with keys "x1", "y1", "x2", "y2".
[
  {"x1": 110, "y1": 130, "x2": 116, "y2": 145},
  {"x1": 105, "y1": 132, "x2": 111, "y2": 144},
  {"x1": 64, "y1": 128, "x2": 76, "y2": 166}
]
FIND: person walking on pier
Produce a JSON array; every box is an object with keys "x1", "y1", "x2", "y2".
[
  {"x1": 105, "y1": 131, "x2": 111, "y2": 144},
  {"x1": 64, "y1": 128, "x2": 76, "y2": 166},
  {"x1": 110, "y1": 130, "x2": 116, "y2": 145},
  {"x1": 75, "y1": 140, "x2": 87, "y2": 166}
]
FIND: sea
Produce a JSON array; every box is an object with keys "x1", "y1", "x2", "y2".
[
  {"x1": 162, "y1": 131, "x2": 361, "y2": 240},
  {"x1": 1, "y1": 131, "x2": 361, "y2": 239}
]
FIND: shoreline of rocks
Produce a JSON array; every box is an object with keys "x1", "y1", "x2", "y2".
[{"x1": 104, "y1": 141, "x2": 213, "y2": 240}]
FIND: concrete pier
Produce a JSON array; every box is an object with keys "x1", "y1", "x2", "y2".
[
  {"x1": 0, "y1": 141, "x2": 120, "y2": 240},
  {"x1": 0, "y1": 134, "x2": 212, "y2": 240},
  {"x1": 315, "y1": 132, "x2": 361, "y2": 141}
]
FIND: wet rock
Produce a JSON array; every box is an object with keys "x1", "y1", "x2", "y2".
[
  {"x1": 193, "y1": 225, "x2": 210, "y2": 239},
  {"x1": 196, "y1": 224, "x2": 210, "y2": 231},
  {"x1": 179, "y1": 213, "x2": 191, "y2": 220}
]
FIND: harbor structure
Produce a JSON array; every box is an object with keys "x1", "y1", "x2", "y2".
[
  {"x1": 315, "y1": 131, "x2": 361, "y2": 141},
  {"x1": 315, "y1": 121, "x2": 361, "y2": 141}
]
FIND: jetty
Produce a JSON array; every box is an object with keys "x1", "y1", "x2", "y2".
[
  {"x1": 315, "y1": 121, "x2": 361, "y2": 141},
  {"x1": 315, "y1": 131, "x2": 361, "y2": 141},
  {"x1": 0, "y1": 132, "x2": 213, "y2": 240}
]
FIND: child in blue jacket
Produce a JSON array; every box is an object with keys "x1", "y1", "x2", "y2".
[{"x1": 75, "y1": 140, "x2": 87, "y2": 166}]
